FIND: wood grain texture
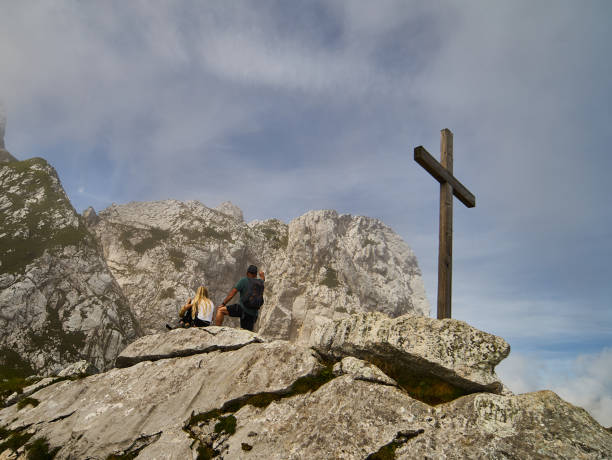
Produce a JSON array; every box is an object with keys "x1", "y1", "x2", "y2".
[{"x1": 414, "y1": 129, "x2": 476, "y2": 319}]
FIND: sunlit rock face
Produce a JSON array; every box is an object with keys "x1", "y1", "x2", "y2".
[
  {"x1": 89, "y1": 200, "x2": 429, "y2": 341},
  {"x1": 1, "y1": 324, "x2": 610, "y2": 459},
  {"x1": 0, "y1": 158, "x2": 141, "y2": 376}
]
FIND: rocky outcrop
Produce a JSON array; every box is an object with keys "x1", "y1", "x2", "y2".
[
  {"x1": 311, "y1": 312, "x2": 510, "y2": 396},
  {"x1": 0, "y1": 150, "x2": 16, "y2": 164},
  {"x1": 90, "y1": 200, "x2": 429, "y2": 342},
  {"x1": 115, "y1": 326, "x2": 265, "y2": 368},
  {"x1": 0, "y1": 110, "x2": 6, "y2": 150},
  {"x1": 1, "y1": 323, "x2": 610, "y2": 459},
  {"x1": 0, "y1": 329, "x2": 324, "y2": 459},
  {"x1": 214, "y1": 201, "x2": 244, "y2": 222},
  {"x1": 82, "y1": 206, "x2": 99, "y2": 227},
  {"x1": 0, "y1": 158, "x2": 141, "y2": 376},
  {"x1": 258, "y1": 210, "x2": 430, "y2": 343}
]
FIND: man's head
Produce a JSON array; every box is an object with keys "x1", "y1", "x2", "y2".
[{"x1": 247, "y1": 265, "x2": 258, "y2": 278}]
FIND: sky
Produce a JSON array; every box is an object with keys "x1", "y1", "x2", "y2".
[{"x1": 1, "y1": 1, "x2": 611, "y2": 426}]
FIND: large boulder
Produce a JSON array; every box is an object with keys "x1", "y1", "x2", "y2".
[
  {"x1": 311, "y1": 312, "x2": 510, "y2": 396},
  {"x1": 0, "y1": 158, "x2": 141, "y2": 376}
]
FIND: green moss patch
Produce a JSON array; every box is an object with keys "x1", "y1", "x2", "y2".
[
  {"x1": 0, "y1": 427, "x2": 34, "y2": 453},
  {"x1": 196, "y1": 444, "x2": 219, "y2": 460},
  {"x1": 180, "y1": 225, "x2": 233, "y2": 243},
  {"x1": 168, "y1": 248, "x2": 186, "y2": 270},
  {"x1": 367, "y1": 357, "x2": 469, "y2": 405},
  {"x1": 133, "y1": 228, "x2": 169, "y2": 254},
  {"x1": 0, "y1": 349, "x2": 37, "y2": 404},
  {"x1": 160, "y1": 287, "x2": 176, "y2": 300},
  {"x1": 25, "y1": 437, "x2": 60, "y2": 460},
  {"x1": 362, "y1": 237, "x2": 377, "y2": 247},
  {"x1": 321, "y1": 267, "x2": 340, "y2": 289},
  {"x1": 214, "y1": 415, "x2": 236, "y2": 435},
  {"x1": 186, "y1": 364, "x2": 336, "y2": 457},
  {"x1": 17, "y1": 397, "x2": 39, "y2": 410},
  {"x1": 105, "y1": 432, "x2": 162, "y2": 460},
  {"x1": 366, "y1": 430, "x2": 424, "y2": 460},
  {"x1": 0, "y1": 158, "x2": 93, "y2": 275},
  {"x1": 259, "y1": 224, "x2": 289, "y2": 249}
]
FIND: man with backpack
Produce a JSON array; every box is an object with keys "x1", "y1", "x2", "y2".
[{"x1": 214, "y1": 265, "x2": 265, "y2": 331}]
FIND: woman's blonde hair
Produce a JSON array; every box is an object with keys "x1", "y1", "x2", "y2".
[{"x1": 191, "y1": 286, "x2": 213, "y2": 319}]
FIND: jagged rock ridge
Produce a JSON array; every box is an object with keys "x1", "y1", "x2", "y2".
[
  {"x1": 1, "y1": 316, "x2": 610, "y2": 459},
  {"x1": 90, "y1": 200, "x2": 429, "y2": 341},
  {"x1": 0, "y1": 158, "x2": 141, "y2": 376}
]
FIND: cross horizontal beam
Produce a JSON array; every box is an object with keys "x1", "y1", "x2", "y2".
[{"x1": 414, "y1": 146, "x2": 476, "y2": 208}]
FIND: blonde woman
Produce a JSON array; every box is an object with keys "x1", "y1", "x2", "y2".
[{"x1": 179, "y1": 286, "x2": 215, "y2": 327}]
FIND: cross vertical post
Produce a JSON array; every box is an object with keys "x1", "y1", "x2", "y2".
[
  {"x1": 414, "y1": 129, "x2": 475, "y2": 319},
  {"x1": 438, "y1": 129, "x2": 453, "y2": 319}
]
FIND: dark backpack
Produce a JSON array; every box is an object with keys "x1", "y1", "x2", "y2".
[{"x1": 242, "y1": 278, "x2": 265, "y2": 310}]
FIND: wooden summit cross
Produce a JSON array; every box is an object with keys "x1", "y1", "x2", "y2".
[{"x1": 414, "y1": 129, "x2": 475, "y2": 320}]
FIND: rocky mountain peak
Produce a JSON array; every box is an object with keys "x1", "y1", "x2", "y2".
[
  {"x1": 0, "y1": 112, "x2": 17, "y2": 164},
  {"x1": 214, "y1": 200, "x2": 244, "y2": 221},
  {"x1": 82, "y1": 206, "x2": 99, "y2": 227},
  {"x1": 0, "y1": 109, "x2": 6, "y2": 150},
  {"x1": 0, "y1": 157, "x2": 141, "y2": 376},
  {"x1": 88, "y1": 200, "x2": 429, "y2": 341}
]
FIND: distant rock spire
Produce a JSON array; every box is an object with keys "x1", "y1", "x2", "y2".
[
  {"x1": 0, "y1": 106, "x2": 18, "y2": 163},
  {"x1": 0, "y1": 106, "x2": 6, "y2": 150}
]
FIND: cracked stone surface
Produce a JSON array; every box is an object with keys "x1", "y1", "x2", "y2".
[
  {"x1": 207, "y1": 376, "x2": 431, "y2": 459},
  {"x1": 116, "y1": 326, "x2": 265, "y2": 368},
  {"x1": 311, "y1": 312, "x2": 510, "y2": 393},
  {"x1": 1, "y1": 331, "x2": 611, "y2": 459},
  {"x1": 0, "y1": 340, "x2": 322, "y2": 459},
  {"x1": 398, "y1": 390, "x2": 612, "y2": 459}
]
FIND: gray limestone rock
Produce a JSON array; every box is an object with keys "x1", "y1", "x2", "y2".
[
  {"x1": 332, "y1": 356, "x2": 397, "y2": 386},
  {"x1": 90, "y1": 201, "x2": 430, "y2": 343},
  {"x1": 211, "y1": 376, "x2": 431, "y2": 459},
  {"x1": 57, "y1": 360, "x2": 99, "y2": 377},
  {"x1": 311, "y1": 312, "x2": 510, "y2": 394},
  {"x1": 0, "y1": 340, "x2": 323, "y2": 459},
  {"x1": 214, "y1": 200, "x2": 244, "y2": 221},
  {"x1": 258, "y1": 209, "x2": 430, "y2": 344},
  {"x1": 0, "y1": 158, "x2": 141, "y2": 376},
  {"x1": 116, "y1": 326, "x2": 265, "y2": 368},
  {"x1": 82, "y1": 206, "x2": 99, "y2": 226},
  {"x1": 398, "y1": 390, "x2": 612, "y2": 459},
  {"x1": 1, "y1": 323, "x2": 610, "y2": 459}
]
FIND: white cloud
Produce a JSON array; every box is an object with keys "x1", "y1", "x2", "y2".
[{"x1": 498, "y1": 349, "x2": 612, "y2": 427}]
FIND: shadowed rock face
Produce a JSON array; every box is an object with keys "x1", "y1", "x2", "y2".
[
  {"x1": 311, "y1": 312, "x2": 510, "y2": 396},
  {"x1": 90, "y1": 201, "x2": 430, "y2": 342},
  {"x1": 0, "y1": 158, "x2": 141, "y2": 376},
  {"x1": 1, "y1": 326, "x2": 610, "y2": 459},
  {"x1": 0, "y1": 111, "x2": 5, "y2": 150}
]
